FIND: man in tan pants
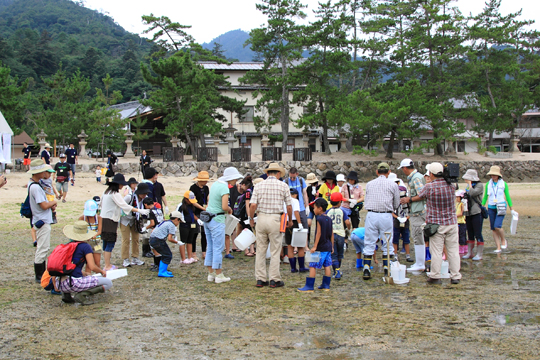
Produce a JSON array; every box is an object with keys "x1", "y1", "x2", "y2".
[
  {"x1": 250, "y1": 163, "x2": 292, "y2": 288},
  {"x1": 120, "y1": 183, "x2": 151, "y2": 267}
]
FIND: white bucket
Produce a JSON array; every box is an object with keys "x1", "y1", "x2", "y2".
[
  {"x1": 225, "y1": 215, "x2": 240, "y2": 236},
  {"x1": 441, "y1": 261, "x2": 450, "y2": 278},
  {"x1": 391, "y1": 263, "x2": 407, "y2": 281},
  {"x1": 306, "y1": 251, "x2": 320, "y2": 263},
  {"x1": 266, "y1": 245, "x2": 271, "y2": 259},
  {"x1": 291, "y1": 228, "x2": 308, "y2": 247},
  {"x1": 233, "y1": 229, "x2": 255, "y2": 251}
]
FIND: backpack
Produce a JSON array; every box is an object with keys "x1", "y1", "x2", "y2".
[
  {"x1": 47, "y1": 242, "x2": 85, "y2": 278},
  {"x1": 20, "y1": 182, "x2": 40, "y2": 219}
]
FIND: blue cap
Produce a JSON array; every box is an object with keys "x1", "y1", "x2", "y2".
[
  {"x1": 83, "y1": 200, "x2": 99, "y2": 216},
  {"x1": 290, "y1": 188, "x2": 299, "y2": 196}
]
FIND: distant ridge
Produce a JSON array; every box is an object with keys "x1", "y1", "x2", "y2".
[{"x1": 202, "y1": 29, "x2": 255, "y2": 62}]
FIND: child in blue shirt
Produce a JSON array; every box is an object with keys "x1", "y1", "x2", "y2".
[
  {"x1": 298, "y1": 198, "x2": 334, "y2": 292},
  {"x1": 327, "y1": 192, "x2": 351, "y2": 280}
]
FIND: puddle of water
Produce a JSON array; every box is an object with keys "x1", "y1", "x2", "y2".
[{"x1": 496, "y1": 313, "x2": 540, "y2": 325}]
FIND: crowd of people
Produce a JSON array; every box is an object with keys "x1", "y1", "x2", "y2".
[{"x1": 24, "y1": 155, "x2": 516, "y2": 305}]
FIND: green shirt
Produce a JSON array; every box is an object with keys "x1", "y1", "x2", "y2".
[{"x1": 207, "y1": 181, "x2": 229, "y2": 223}]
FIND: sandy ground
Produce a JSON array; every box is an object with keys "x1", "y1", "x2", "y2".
[{"x1": 1, "y1": 172, "x2": 539, "y2": 359}]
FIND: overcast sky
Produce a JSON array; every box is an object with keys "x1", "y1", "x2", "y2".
[{"x1": 83, "y1": 0, "x2": 540, "y2": 44}]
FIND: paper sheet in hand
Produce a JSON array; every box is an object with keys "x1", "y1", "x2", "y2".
[
  {"x1": 510, "y1": 211, "x2": 519, "y2": 235},
  {"x1": 397, "y1": 217, "x2": 407, "y2": 224},
  {"x1": 94, "y1": 268, "x2": 128, "y2": 280}
]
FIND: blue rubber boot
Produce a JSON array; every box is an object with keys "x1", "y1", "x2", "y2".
[
  {"x1": 356, "y1": 259, "x2": 363, "y2": 271},
  {"x1": 317, "y1": 276, "x2": 331, "y2": 290},
  {"x1": 158, "y1": 261, "x2": 173, "y2": 278},
  {"x1": 289, "y1": 257, "x2": 298, "y2": 273},
  {"x1": 335, "y1": 268, "x2": 342, "y2": 280},
  {"x1": 298, "y1": 257, "x2": 309, "y2": 273},
  {"x1": 297, "y1": 277, "x2": 315, "y2": 292},
  {"x1": 425, "y1": 246, "x2": 431, "y2": 272}
]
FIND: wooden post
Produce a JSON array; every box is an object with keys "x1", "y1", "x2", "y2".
[{"x1": 54, "y1": 139, "x2": 57, "y2": 157}]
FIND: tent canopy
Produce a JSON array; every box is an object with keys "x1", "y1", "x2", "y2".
[{"x1": 0, "y1": 111, "x2": 14, "y2": 135}]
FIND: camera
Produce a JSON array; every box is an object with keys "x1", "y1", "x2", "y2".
[{"x1": 444, "y1": 163, "x2": 460, "y2": 183}]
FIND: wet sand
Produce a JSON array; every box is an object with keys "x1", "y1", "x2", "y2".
[{"x1": 1, "y1": 172, "x2": 539, "y2": 359}]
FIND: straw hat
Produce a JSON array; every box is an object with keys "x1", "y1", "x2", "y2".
[
  {"x1": 462, "y1": 169, "x2": 480, "y2": 182},
  {"x1": 27, "y1": 159, "x2": 49, "y2": 174},
  {"x1": 44, "y1": 143, "x2": 51, "y2": 149},
  {"x1": 253, "y1": 178, "x2": 264, "y2": 185},
  {"x1": 219, "y1": 167, "x2": 244, "y2": 182},
  {"x1": 193, "y1": 171, "x2": 210, "y2": 182},
  {"x1": 63, "y1": 220, "x2": 97, "y2": 241},
  {"x1": 486, "y1": 165, "x2": 503, "y2": 178},
  {"x1": 306, "y1": 173, "x2": 318, "y2": 184},
  {"x1": 263, "y1": 163, "x2": 286, "y2": 178}
]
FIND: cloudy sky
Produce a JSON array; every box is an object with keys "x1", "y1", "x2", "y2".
[{"x1": 83, "y1": 0, "x2": 540, "y2": 44}]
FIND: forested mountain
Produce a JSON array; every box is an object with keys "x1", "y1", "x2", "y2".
[
  {"x1": 202, "y1": 29, "x2": 254, "y2": 62},
  {"x1": 0, "y1": 0, "x2": 154, "y2": 100}
]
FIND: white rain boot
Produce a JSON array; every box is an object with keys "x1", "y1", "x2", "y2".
[
  {"x1": 407, "y1": 244, "x2": 426, "y2": 272},
  {"x1": 462, "y1": 242, "x2": 474, "y2": 259}
]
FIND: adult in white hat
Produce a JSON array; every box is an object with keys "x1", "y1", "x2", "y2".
[
  {"x1": 482, "y1": 165, "x2": 514, "y2": 253},
  {"x1": 461, "y1": 169, "x2": 485, "y2": 260},
  {"x1": 56, "y1": 221, "x2": 111, "y2": 305},
  {"x1": 250, "y1": 163, "x2": 293, "y2": 288},
  {"x1": 27, "y1": 159, "x2": 58, "y2": 283},
  {"x1": 41, "y1": 143, "x2": 52, "y2": 165},
  {"x1": 408, "y1": 162, "x2": 462, "y2": 285},
  {"x1": 398, "y1": 158, "x2": 428, "y2": 272},
  {"x1": 203, "y1": 167, "x2": 244, "y2": 284}
]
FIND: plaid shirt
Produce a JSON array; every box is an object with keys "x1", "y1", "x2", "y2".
[
  {"x1": 364, "y1": 175, "x2": 400, "y2": 212},
  {"x1": 419, "y1": 178, "x2": 457, "y2": 225},
  {"x1": 251, "y1": 176, "x2": 292, "y2": 214}
]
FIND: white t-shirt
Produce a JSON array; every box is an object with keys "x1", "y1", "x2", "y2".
[{"x1": 284, "y1": 198, "x2": 300, "y2": 221}]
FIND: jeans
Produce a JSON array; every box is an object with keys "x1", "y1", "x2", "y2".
[
  {"x1": 203, "y1": 219, "x2": 226, "y2": 270},
  {"x1": 149, "y1": 238, "x2": 172, "y2": 265},
  {"x1": 331, "y1": 234, "x2": 345, "y2": 264},
  {"x1": 351, "y1": 233, "x2": 364, "y2": 254},
  {"x1": 393, "y1": 226, "x2": 410, "y2": 245},
  {"x1": 102, "y1": 240, "x2": 115, "y2": 252},
  {"x1": 488, "y1": 208, "x2": 504, "y2": 230},
  {"x1": 466, "y1": 213, "x2": 484, "y2": 244}
]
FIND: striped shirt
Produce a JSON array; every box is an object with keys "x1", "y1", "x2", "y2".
[
  {"x1": 364, "y1": 175, "x2": 400, "y2": 212},
  {"x1": 251, "y1": 176, "x2": 292, "y2": 214},
  {"x1": 419, "y1": 178, "x2": 457, "y2": 226}
]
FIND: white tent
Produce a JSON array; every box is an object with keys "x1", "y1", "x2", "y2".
[{"x1": 0, "y1": 110, "x2": 14, "y2": 165}]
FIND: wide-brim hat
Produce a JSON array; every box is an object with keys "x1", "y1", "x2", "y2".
[
  {"x1": 219, "y1": 167, "x2": 244, "y2": 182},
  {"x1": 27, "y1": 159, "x2": 49, "y2": 174},
  {"x1": 63, "y1": 220, "x2": 97, "y2": 241},
  {"x1": 486, "y1": 165, "x2": 503, "y2": 178},
  {"x1": 346, "y1": 171, "x2": 358, "y2": 182},
  {"x1": 110, "y1": 173, "x2": 128, "y2": 186},
  {"x1": 44, "y1": 143, "x2": 51, "y2": 149},
  {"x1": 322, "y1": 171, "x2": 337, "y2": 182},
  {"x1": 253, "y1": 178, "x2": 264, "y2": 185},
  {"x1": 127, "y1": 177, "x2": 138, "y2": 185},
  {"x1": 462, "y1": 169, "x2": 480, "y2": 182},
  {"x1": 306, "y1": 173, "x2": 318, "y2": 184},
  {"x1": 193, "y1": 171, "x2": 210, "y2": 182},
  {"x1": 135, "y1": 182, "x2": 151, "y2": 195},
  {"x1": 263, "y1": 163, "x2": 286, "y2": 178}
]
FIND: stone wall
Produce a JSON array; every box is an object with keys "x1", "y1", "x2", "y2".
[{"x1": 13, "y1": 160, "x2": 540, "y2": 183}]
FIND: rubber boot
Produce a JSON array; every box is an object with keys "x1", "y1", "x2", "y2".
[
  {"x1": 317, "y1": 276, "x2": 332, "y2": 291},
  {"x1": 34, "y1": 262, "x2": 46, "y2": 283},
  {"x1": 425, "y1": 246, "x2": 431, "y2": 272},
  {"x1": 335, "y1": 268, "x2": 342, "y2": 280},
  {"x1": 462, "y1": 242, "x2": 475, "y2": 259},
  {"x1": 472, "y1": 243, "x2": 484, "y2": 261},
  {"x1": 382, "y1": 255, "x2": 389, "y2": 276},
  {"x1": 61, "y1": 292, "x2": 75, "y2": 303},
  {"x1": 408, "y1": 245, "x2": 426, "y2": 272},
  {"x1": 297, "y1": 277, "x2": 315, "y2": 292},
  {"x1": 142, "y1": 244, "x2": 151, "y2": 256},
  {"x1": 158, "y1": 261, "x2": 174, "y2": 278},
  {"x1": 356, "y1": 259, "x2": 363, "y2": 271},
  {"x1": 73, "y1": 290, "x2": 93, "y2": 305},
  {"x1": 363, "y1": 255, "x2": 372, "y2": 280},
  {"x1": 87, "y1": 285, "x2": 105, "y2": 295},
  {"x1": 298, "y1": 257, "x2": 309, "y2": 273},
  {"x1": 289, "y1": 257, "x2": 298, "y2": 273}
]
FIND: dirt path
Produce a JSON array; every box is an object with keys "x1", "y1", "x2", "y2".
[{"x1": 1, "y1": 173, "x2": 539, "y2": 359}]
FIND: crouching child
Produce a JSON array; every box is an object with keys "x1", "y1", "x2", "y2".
[{"x1": 148, "y1": 211, "x2": 183, "y2": 278}]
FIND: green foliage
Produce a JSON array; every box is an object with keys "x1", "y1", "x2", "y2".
[
  {"x1": 487, "y1": 145, "x2": 498, "y2": 154},
  {"x1": 352, "y1": 146, "x2": 377, "y2": 157},
  {"x1": 142, "y1": 14, "x2": 194, "y2": 56},
  {"x1": 0, "y1": 61, "x2": 28, "y2": 134},
  {"x1": 131, "y1": 111, "x2": 156, "y2": 149}
]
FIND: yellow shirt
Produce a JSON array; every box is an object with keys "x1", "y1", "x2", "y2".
[
  {"x1": 456, "y1": 201, "x2": 466, "y2": 224},
  {"x1": 318, "y1": 182, "x2": 340, "y2": 209}
]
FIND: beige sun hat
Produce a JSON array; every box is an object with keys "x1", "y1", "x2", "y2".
[
  {"x1": 462, "y1": 169, "x2": 480, "y2": 182},
  {"x1": 263, "y1": 162, "x2": 286, "y2": 178},
  {"x1": 193, "y1": 171, "x2": 210, "y2": 182},
  {"x1": 253, "y1": 178, "x2": 264, "y2": 185},
  {"x1": 486, "y1": 165, "x2": 503, "y2": 178},
  {"x1": 306, "y1": 173, "x2": 319, "y2": 184},
  {"x1": 63, "y1": 220, "x2": 97, "y2": 241},
  {"x1": 44, "y1": 143, "x2": 51, "y2": 149},
  {"x1": 27, "y1": 159, "x2": 49, "y2": 174}
]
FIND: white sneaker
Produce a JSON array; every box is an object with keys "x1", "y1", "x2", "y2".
[
  {"x1": 283, "y1": 256, "x2": 289, "y2": 264},
  {"x1": 123, "y1": 259, "x2": 131, "y2": 267},
  {"x1": 215, "y1": 273, "x2": 231, "y2": 283},
  {"x1": 131, "y1": 258, "x2": 145, "y2": 266},
  {"x1": 208, "y1": 272, "x2": 216, "y2": 282},
  {"x1": 407, "y1": 263, "x2": 425, "y2": 272},
  {"x1": 493, "y1": 249, "x2": 502, "y2": 253},
  {"x1": 472, "y1": 255, "x2": 482, "y2": 261}
]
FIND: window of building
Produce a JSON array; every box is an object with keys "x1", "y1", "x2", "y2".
[
  {"x1": 240, "y1": 106, "x2": 254, "y2": 122},
  {"x1": 240, "y1": 138, "x2": 252, "y2": 149},
  {"x1": 286, "y1": 138, "x2": 295, "y2": 153}
]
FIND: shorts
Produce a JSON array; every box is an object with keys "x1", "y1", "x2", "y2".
[
  {"x1": 102, "y1": 240, "x2": 115, "y2": 252},
  {"x1": 308, "y1": 211, "x2": 315, "y2": 220},
  {"x1": 56, "y1": 181, "x2": 69, "y2": 193},
  {"x1": 23, "y1": 158, "x2": 31, "y2": 166},
  {"x1": 309, "y1": 251, "x2": 332, "y2": 269},
  {"x1": 393, "y1": 226, "x2": 410, "y2": 245},
  {"x1": 284, "y1": 220, "x2": 298, "y2": 245},
  {"x1": 488, "y1": 208, "x2": 504, "y2": 230}
]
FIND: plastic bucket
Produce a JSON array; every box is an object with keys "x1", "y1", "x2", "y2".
[
  {"x1": 399, "y1": 264, "x2": 406, "y2": 281},
  {"x1": 306, "y1": 251, "x2": 320, "y2": 263},
  {"x1": 266, "y1": 246, "x2": 271, "y2": 259},
  {"x1": 233, "y1": 229, "x2": 255, "y2": 251},
  {"x1": 225, "y1": 215, "x2": 240, "y2": 236},
  {"x1": 291, "y1": 228, "x2": 308, "y2": 247},
  {"x1": 441, "y1": 261, "x2": 449, "y2": 275},
  {"x1": 391, "y1": 262, "x2": 400, "y2": 280}
]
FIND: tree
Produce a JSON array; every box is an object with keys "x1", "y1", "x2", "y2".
[
  {"x1": 294, "y1": 0, "x2": 355, "y2": 154},
  {"x1": 240, "y1": 0, "x2": 307, "y2": 154},
  {"x1": 0, "y1": 61, "x2": 28, "y2": 134},
  {"x1": 464, "y1": 0, "x2": 540, "y2": 149},
  {"x1": 131, "y1": 110, "x2": 156, "y2": 151},
  {"x1": 141, "y1": 14, "x2": 194, "y2": 56}
]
